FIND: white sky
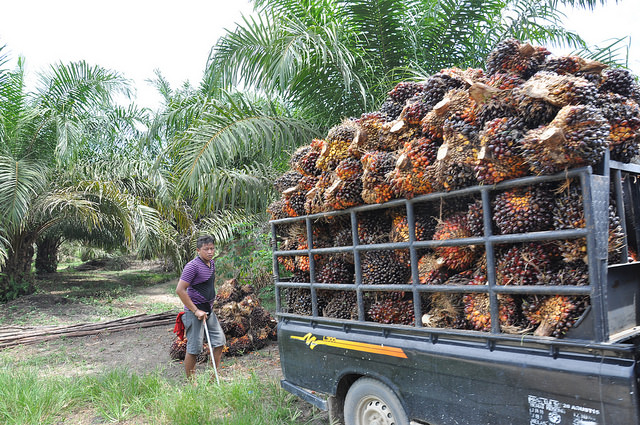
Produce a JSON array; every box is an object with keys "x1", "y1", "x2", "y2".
[
  {"x1": 558, "y1": 0, "x2": 640, "y2": 74},
  {"x1": 0, "y1": 0, "x2": 638, "y2": 111},
  {"x1": 0, "y1": 0, "x2": 254, "y2": 110}
]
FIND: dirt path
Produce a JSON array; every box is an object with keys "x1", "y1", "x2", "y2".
[
  {"x1": 5, "y1": 321, "x2": 282, "y2": 383},
  {"x1": 0, "y1": 264, "x2": 333, "y2": 423}
]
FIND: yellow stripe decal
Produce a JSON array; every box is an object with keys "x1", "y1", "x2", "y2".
[{"x1": 290, "y1": 332, "x2": 407, "y2": 359}]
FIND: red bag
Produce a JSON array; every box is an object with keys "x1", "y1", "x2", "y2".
[{"x1": 173, "y1": 311, "x2": 186, "y2": 340}]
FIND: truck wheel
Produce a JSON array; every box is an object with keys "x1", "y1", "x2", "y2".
[{"x1": 344, "y1": 377, "x2": 409, "y2": 425}]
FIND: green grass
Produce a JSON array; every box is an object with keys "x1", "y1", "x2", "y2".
[
  {"x1": 0, "y1": 366, "x2": 322, "y2": 425},
  {"x1": 0, "y1": 264, "x2": 316, "y2": 423}
]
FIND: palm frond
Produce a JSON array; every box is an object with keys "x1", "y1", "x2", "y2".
[
  {"x1": 170, "y1": 91, "x2": 315, "y2": 195},
  {"x1": 209, "y1": 6, "x2": 370, "y2": 121},
  {"x1": 0, "y1": 226, "x2": 9, "y2": 268},
  {"x1": 569, "y1": 37, "x2": 631, "y2": 67},
  {"x1": 198, "y1": 209, "x2": 265, "y2": 245},
  {"x1": 37, "y1": 61, "x2": 132, "y2": 113},
  {"x1": 189, "y1": 161, "x2": 279, "y2": 214},
  {"x1": 0, "y1": 156, "x2": 46, "y2": 233}
]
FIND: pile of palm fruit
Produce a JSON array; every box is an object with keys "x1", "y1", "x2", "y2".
[
  {"x1": 269, "y1": 38, "x2": 639, "y2": 338},
  {"x1": 170, "y1": 278, "x2": 277, "y2": 361}
]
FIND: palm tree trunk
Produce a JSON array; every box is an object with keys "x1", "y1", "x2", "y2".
[
  {"x1": 0, "y1": 232, "x2": 36, "y2": 301},
  {"x1": 36, "y1": 235, "x2": 61, "y2": 274}
]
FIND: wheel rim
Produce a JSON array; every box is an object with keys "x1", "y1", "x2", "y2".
[{"x1": 356, "y1": 395, "x2": 397, "y2": 425}]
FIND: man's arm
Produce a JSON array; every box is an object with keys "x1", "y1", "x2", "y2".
[{"x1": 176, "y1": 279, "x2": 208, "y2": 321}]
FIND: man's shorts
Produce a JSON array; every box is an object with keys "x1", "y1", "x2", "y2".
[{"x1": 181, "y1": 310, "x2": 226, "y2": 355}]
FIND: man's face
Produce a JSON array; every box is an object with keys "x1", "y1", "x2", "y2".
[{"x1": 197, "y1": 243, "x2": 215, "y2": 262}]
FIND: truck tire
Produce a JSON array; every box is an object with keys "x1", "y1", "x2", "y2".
[{"x1": 344, "y1": 377, "x2": 409, "y2": 425}]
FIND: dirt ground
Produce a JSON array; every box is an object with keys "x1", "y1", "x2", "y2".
[{"x1": 0, "y1": 262, "x2": 328, "y2": 423}]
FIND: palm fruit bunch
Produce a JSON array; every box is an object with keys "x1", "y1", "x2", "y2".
[
  {"x1": 305, "y1": 171, "x2": 333, "y2": 214},
  {"x1": 475, "y1": 117, "x2": 529, "y2": 184},
  {"x1": 378, "y1": 115, "x2": 423, "y2": 152},
  {"x1": 485, "y1": 38, "x2": 550, "y2": 79},
  {"x1": 511, "y1": 87, "x2": 560, "y2": 130},
  {"x1": 390, "y1": 136, "x2": 440, "y2": 198},
  {"x1": 552, "y1": 183, "x2": 587, "y2": 263},
  {"x1": 551, "y1": 261, "x2": 589, "y2": 286},
  {"x1": 389, "y1": 208, "x2": 435, "y2": 266},
  {"x1": 401, "y1": 69, "x2": 470, "y2": 128},
  {"x1": 495, "y1": 242, "x2": 555, "y2": 286},
  {"x1": 361, "y1": 151, "x2": 397, "y2": 204},
  {"x1": 389, "y1": 208, "x2": 436, "y2": 244},
  {"x1": 169, "y1": 337, "x2": 188, "y2": 361},
  {"x1": 518, "y1": 71, "x2": 598, "y2": 107},
  {"x1": 224, "y1": 335, "x2": 255, "y2": 356},
  {"x1": 432, "y1": 213, "x2": 478, "y2": 271},
  {"x1": 327, "y1": 119, "x2": 359, "y2": 144},
  {"x1": 541, "y1": 55, "x2": 607, "y2": 76},
  {"x1": 323, "y1": 290, "x2": 358, "y2": 319},
  {"x1": 596, "y1": 92, "x2": 640, "y2": 163},
  {"x1": 221, "y1": 312, "x2": 250, "y2": 338},
  {"x1": 324, "y1": 177, "x2": 364, "y2": 210},
  {"x1": 267, "y1": 199, "x2": 288, "y2": 220},
  {"x1": 294, "y1": 240, "x2": 314, "y2": 272},
  {"x1": 368, "y1": 295, "x2": 415, "y2": 325},
  {"x1": 285, "y1": 288, "x2": 313, "y2": 315},
  {"x1": 249, "y1": 304, "x2": 276, "y2": 330},
  {"x1": 599, "y1": 68, "x2": 636, "y2": 97},
  {"x1": 274, "y1": 170, "x2": 303, "y2": 193},
  {"x1": 349, "y1": 112, "x2": 386, "y2": 157},
  {"x1": 214, "y1": 278, "x2": 244, "y2": 306},
  {"x1": 492, "y1": 185, "x2": 553, "y2": 235},
  {"x1": 412, "y1": 252, "x2": 447, "y2": 284},
  {"x1": 466, "y1": 198, "x2": 485, "y2": 237},
  {"x1": 522, "y1": 295, "x2": 589, "y2": 337},
  {"x1": 552, "y1": 182, "x2": 625, "y2": 264},
  {"x1": 296, "y1": 175, "x2": 319, "y2": 195},
  {"x1": 486, "y1": 72, "x2": 525, "y2": 90},
  {"x1": 277, "y1": 233, "x2": 299, "y2": 273},
  {"x1": 379, "y1": 99, "x2": 405, "y2": 122},
  {"x1": 469, "y1": 82, "x2": 519, "y2": 127},
  {"x1": 463, "y1": 269, "x2": 520, "y2": 332},
  {"x1": 424, "y1": 109, "x2": 480, "y2": 192},
  {"x1": 200, "y1": 280, "x2": 277, "y2": 357},
  {"x1": 325, "y1": 157, "x2": 364, "y2": 210},
  {"x1": 378, "y1": 81, "x2": 426, "y2": 122},
  {"x1": 316, "y1": 257, "x2": 355, "y2": 284},
  {"x1": 282, "y1": 186, "x2": 307, "y2": 217},
  {"x1": 357, "y1": 210, "x2": 391, "y2": 244},
  {"x1": 291, "y1": 145, "x2": 322, "y2": 177},
  {"x1": 521, "y1": 104, "x2": 611, "y2": 175},
  {"x1": 332, "y1": 220, "x2": 353, "y2": 247},
  {"x1": 421, "y1": 88, "x2": 474, "y2": 139},
  {"x1": 422, "y1": 270, "x2": 472, "y2": 329},
  {"x1": 425, "y1": 145, "x2": 478, "y2": 192},
  {"x1": 361, "y1": 250, "x2": 410, "y2": 285},
  {"x1": 419, "y1": 69, "x2": 469, "y2": 108},
  {"x1": 335, "y1": 157, "x2": 364, "y2": 180},
  {"x1": 388, "y1": 81, "x2": 425, "y2": 104},
  {"x1": 328, "y1": 219, "x2": 355, "y2": 264},
  {"x1": 316, "y1": 137, "x2": 351, "y2": 172},
  {"x1": 169, "y1": 338, "x2": 211, "y2": 363}
]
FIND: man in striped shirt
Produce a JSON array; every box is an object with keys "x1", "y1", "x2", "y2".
[{"x1": 176, "y1": 235, "x2": 226, "y2": 379}]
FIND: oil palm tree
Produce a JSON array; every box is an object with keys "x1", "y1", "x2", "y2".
[
  {"x1": 208, "y1": 0, "x2": 617, "y2": 128},
  {"x1": 0, "y1": 47, "x2": 166, "y2": 300},
  {"x1": 152, "y1": 0, "x2": 624, "y2": 269}
]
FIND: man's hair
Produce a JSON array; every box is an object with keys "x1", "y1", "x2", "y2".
[{"x1": 196, "y1": 235, "x2": 215, "y2": 249}]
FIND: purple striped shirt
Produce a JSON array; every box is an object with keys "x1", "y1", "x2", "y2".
[{"x1": 180, "y1": 256, "x2": 215, "y2": 307}]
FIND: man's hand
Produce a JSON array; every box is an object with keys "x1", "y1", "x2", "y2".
[{"x1": 195, "y1": 309, "x2": 208, "y2": 321}]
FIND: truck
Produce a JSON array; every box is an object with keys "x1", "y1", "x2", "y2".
[{"x1": 270, "y1": 156, "x2": 640, "y2": 425}]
